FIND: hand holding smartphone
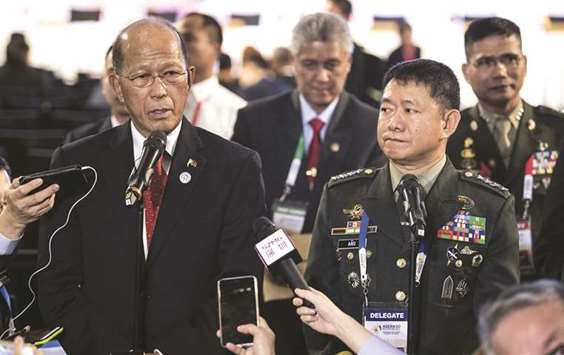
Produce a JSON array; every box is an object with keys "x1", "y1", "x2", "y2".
[{"x1": 218, "y1": 275, "x2": 259, "y2": 348}]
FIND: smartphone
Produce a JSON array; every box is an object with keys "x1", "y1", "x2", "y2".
[
  {"x1": 218, "y1": 275, "x2": 259, "y2": 348},
  {"x1": 19, "y1": 165, "x2": 88, "y2": 199}
]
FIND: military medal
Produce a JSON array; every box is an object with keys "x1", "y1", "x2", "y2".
[
  {"x1": 347, "y1": 272, "x2": 360, "y2": 288},
  {"x1": 437, "y1": 210, "x2": 487, "y2": 245},
  {"x1": 455, "y1": 279, "x2": 470, "y2": 298}
]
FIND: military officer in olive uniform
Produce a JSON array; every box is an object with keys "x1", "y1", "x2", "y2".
[
  {"x1": 447, "y1": 17, "x2": 564, "y2": 279},
  {"x1": 305, "y1": 59, "x2": 519, "y2": 355}
]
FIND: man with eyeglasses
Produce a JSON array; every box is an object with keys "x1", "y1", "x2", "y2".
[
  {"x1": 37, "y1": 18, "x2": 265, "y2": 355},
  {"x1": 447, "y1": 17, "x2": 564, "y2": 280}
]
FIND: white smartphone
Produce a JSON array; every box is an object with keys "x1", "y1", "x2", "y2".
[{"x1": 217, "y1": 275, "x2": 259, "y2": 348}]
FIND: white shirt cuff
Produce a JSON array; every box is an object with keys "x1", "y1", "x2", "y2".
[
  {"x1": 0, "y1": 233, "x2": 21, "y2": 255},
  {"x1": 358, "y1": 335, "x2": 403, "y2": 355}
]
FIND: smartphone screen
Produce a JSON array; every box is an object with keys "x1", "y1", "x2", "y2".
[{"x1": 218, "y1": 275, "x2": 258, "y2": 347}]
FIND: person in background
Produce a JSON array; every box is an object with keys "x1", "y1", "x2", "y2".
[
  {"x1": 478, "y1": 280, "x2": 564, "y2": 355},
  {"x1": 271, "y1": 47, "x2": 296, "y2": 89},
  {"x1": 326, "y1": 0, "x2": 387, "y2": 106},
  {"x1": 238, "y1": 46, "x2": 291, "y2": 101},
  {"x1": 178, "y1": 12, "x2": 246, "y2": 139},
  {"x1": 447, "y1": 17, "x2": 564, "y2": 280},
  {"x1": 218, "y1": 52, "x2": 241, "y2": 94},
  {"x1": 64, "y1": 46, "x2": 130, "y2": 144},
  {"x1": 387, "y1": 22, "x2": 421, "y2": 68},
  {"x1": 232, "y1": 12, "x2": 381, "y2": 355}
]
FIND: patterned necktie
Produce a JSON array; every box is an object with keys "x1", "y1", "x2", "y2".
[
  {"x1": 306, "y1": 118, "x2": 325, "y2": 190},
  {"x1": 494, "y1": 117, "x2": 512, "y2": 167},
  {"x1": 144, "y1": 154, "x2": 168, "y2": 248}
]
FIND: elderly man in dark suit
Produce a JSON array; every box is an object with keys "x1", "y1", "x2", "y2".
[
  {"x1": 38, "y1": 18, "x2": 265, "y2": 355},
  {"x1": 232, "y1": 12, "x2": 381, "y2": 355},
  {"x1": 64, "y1": 46, "x2": 130, "y2": 144}
]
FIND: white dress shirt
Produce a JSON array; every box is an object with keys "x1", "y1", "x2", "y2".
[
  {"x1": 299, "y1": 94, "x2": 339, "y2": 153},
  {"x1": 183, "y1": 76, "x2": 247, "y2": 139},
  {"x1": 130, "y1": 121, "x2": 181, "y2": 257}
]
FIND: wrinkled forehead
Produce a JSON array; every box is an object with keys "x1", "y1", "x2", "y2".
[{"x1": 120, "y1": 25, "x2": 185, "y2": 69}]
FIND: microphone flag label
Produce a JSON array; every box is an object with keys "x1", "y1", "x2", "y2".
[{"x1": 255, "y1": 229, "x2": 296, "y2": 266}]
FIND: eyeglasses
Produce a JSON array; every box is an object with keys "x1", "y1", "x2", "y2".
[
  {"x1": 122, "y1": 70, "x2": 187, "y2": 88},
  {"x1": 472, "y1": 53, "x2": 524, "y2": 70}
]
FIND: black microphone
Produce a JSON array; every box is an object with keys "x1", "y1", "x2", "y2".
[
  {"x1": 253, "y1": 217, "x2": 313, "y2": 307},
  {"x1": 397, "y1": 174, "x2": 427, "y2": 238},
  {"x1": 125, "y1": 131, "x2": 167, "y2": 206}
]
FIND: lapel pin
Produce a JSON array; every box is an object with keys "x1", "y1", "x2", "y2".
[
  {"x1": 528, "y1": 119, "x2": 536, "y2": 131},
  {"x1": 330, "y1": 142, "x2": 340, "y2": 153},
  {"x1": 179, "y1": 171, "x2": 192, "y2": 184},
  {"x1": 187, "y1": 158, "x2": 198, "y2": 168}
]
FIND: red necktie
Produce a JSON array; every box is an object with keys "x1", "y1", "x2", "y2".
[
  {"x1": 306, "y1": 118, "x2": 325, "y2": 190},
  {"x1": 144, "y1": 155, "x2": 168, "y2": 248}
]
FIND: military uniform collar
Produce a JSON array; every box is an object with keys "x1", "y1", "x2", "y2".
[
  {"x1": 388, "y1": 155, "x2": 447, "y2": 198},
  {"x1": 478, "y1": 100, "x2": 524, "y2": 131}
]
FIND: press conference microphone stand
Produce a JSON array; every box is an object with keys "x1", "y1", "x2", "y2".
[{"x1": 398, "y1": 175, "x2": 427, "y2": 355}]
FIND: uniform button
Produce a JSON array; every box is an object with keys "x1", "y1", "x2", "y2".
[
  {"x1": 396, "y1": 258, "x2": 407, "y2": 269},
  {"x1": 455, "y1": 259, "x2": 463, "y2": 268},
  {"x1": 464, "y1": 171, "x2": 473, "y2": 177},
  {"x1": 366, "y1": 250, "x2": 373, "y2": 258},
  {"x1": 346, "y1": 252, "x2": 354, "y2": 261},
  {"x1": 395, "y1": 290, "x2": 407, "y2": 302},
  {"x1": 364, "y1": 168, "x2": 373, "y2": 174}
]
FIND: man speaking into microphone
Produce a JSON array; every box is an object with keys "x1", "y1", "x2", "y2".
[
  {"x1": 304, "y1": 59, "x2": 519, "y2": 355},
  {"x1": 37, "y1": 18, "x2": 264, "y2": 355}
]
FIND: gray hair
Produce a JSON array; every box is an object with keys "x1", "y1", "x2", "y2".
[
  {"x1": 290, "y1": 12, "x2": 353, "y2": 55},
  {"x1": 478, "y1": 280, "x2": 564, "y2": 355}
]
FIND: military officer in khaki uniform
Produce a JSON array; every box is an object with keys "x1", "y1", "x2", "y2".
[
  {"x1": 305, "y1": 59, "x2": 519, "y2": 355},
  {"x1": 447, "y1": 17, "x2": 564, "y2": 279}
]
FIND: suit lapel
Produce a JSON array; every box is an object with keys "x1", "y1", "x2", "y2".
[
  {"x1": 505, "y1": 102, "x2": 537, "y2": 186},
  {"x1": 276, "y1": 91, "x2": 302, "y2": 172},
  {"x1": 359, "y1": 165, "x2": 404, "y2": 247},
  {"x1": 147, "y1": 119, "x2": 206, "y2": 265},
  {"x1": 102, "y1": 123, "x2": 138, "y2": 248},
  {"x1": 318, "y1": 93, "x2": 353, "y2": 182}
]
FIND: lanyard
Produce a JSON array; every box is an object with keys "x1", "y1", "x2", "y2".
[
  {"x1": 281, "y1": 135, "x2": 305, "y2": 200},
  {"x1": 359, "y1": 211, "x2": 369, "y2": 306},
  {"x1": 522, "y1": 153, "x2": 535, "y2": 220}
]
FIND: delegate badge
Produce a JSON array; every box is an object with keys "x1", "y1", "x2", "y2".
[
  {"x1": 517, "y1": 219, "x2": 534, "y2": 273},
  {"x1": 272, "y1": 199, "x2": 308, "y2": 234},
  {"x1": 437, "y1": 210, "x2": 486, "y2": 245},
  {"x1": 363, "y1": 303, "x2": 408, "y2": 353}
]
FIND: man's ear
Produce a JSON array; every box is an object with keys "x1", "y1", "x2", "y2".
[
  {"x1": 187, "y1": 66, "x2": 195, "y2": 93},
  {"x1": 461, "y1": 63, "x2": 470, "y2": 83},
  {"x1": 109, "y1": 74, "x2": 125, "y2": 103},
  {"x1": 441, "y1": 109, "x2": 461, "y2": 139}
]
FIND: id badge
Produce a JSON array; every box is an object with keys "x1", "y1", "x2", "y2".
[
  {"x1": 517, "y1": 219, "x2": 534, "y2": 272},
  {"x1": 272, "y1": 199, "x2": 308, "y2": 234},
  {"x1": 363, "y1": 302, "x2": 408, "y2": 353}
]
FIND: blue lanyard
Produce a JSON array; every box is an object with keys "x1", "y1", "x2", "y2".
[
  {"x1": 0, "y1": 286, "x2": 11, "y2": 316},
  {"x1": 359, "y1": 211, "x2": 369, "y2": 305}
]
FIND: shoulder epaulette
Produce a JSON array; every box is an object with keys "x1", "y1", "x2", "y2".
[
  {"x1": 328, "y1": 168, "x2": 379, "y2": 189},
  {"x1": 459, "y1": 171, "x2": 511, "y2": 198},
  {"x1": 535, "y1": 105, "x2": 564, "y2": 119}
]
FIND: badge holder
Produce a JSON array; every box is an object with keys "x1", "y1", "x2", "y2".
[
  {"x1": 363, "y1": 302, "x2": 408, "y2": 353},
  {"x1": 272, "y1": 135, "x2": 309, "y2": 234}
]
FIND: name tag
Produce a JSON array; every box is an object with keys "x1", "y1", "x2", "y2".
[
  {"x1": 337, "y1": 238, "x2": 359, "y2": 250},
  {"x1": 363, "y1": 303, "x2": 408, "y2": 352}
]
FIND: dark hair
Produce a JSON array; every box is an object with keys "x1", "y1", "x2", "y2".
[
  {"x1": 112, "y1": 18, "x2": 189, "y2": 75},
  {"x1": 382, "y1": 59, "x2": 460, "y2": 110},
  {"x1": 179, "y1": 12, "x2": 223, "y2": 47},
  {"x1": 219, "y1": 52, "x2": 231, "y2": 71},
  {"x1": 327, "y1": 0, "x2": 352, "y2": 18},
  {"x1": 399, "y1": 21, "x2": 412, "y2": 35},
  {"x1": 464, "y1": 17, "x2": 522, "y2": 59},
  {"x1": 0, "y1": 156, "x2": 11, "y2": 179},
  {"x1": 242, "y1": 46, "x2": 269, "y2": 69}
]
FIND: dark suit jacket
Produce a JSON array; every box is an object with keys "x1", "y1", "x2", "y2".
[
  {"x1": 345, "y1": 43, "x2": 387, "y2": 107},
  {"x1": 447, "y1": 101, "x2": 564, "y2": 276},
  {"x1": 38, "y1": 119, "x2": 265, "y2": 354},
  {"x1": 536, "y1": 141, "x2": 564, "y2": 280},
  {"x1": 232, "y1": 90, "x2": 381, "y2": 234},
  {"x1": 305, "y1": 159, "x2": 519, "y2": 355},
  {"x1": 63, "y1": 117, "x2": 113, "y2": 144}
]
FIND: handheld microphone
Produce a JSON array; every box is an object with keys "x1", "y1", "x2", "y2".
[
  {"x1": 125, "y1": 131, "x2": 167, "y2": 206},
  {"x1": 397, "y1": 174, "x2": 427, "y2": 238},
  {"x1": 253, "y1": 217, "x2": 313, "y2": 307}
]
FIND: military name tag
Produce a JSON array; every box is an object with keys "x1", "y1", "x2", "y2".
[
  {"x1": 437, "y1": 210, "x2": 486, "y2": 245},
  {"x1": 337, "y1": 238, "x2": 359, "y2": 250},
  {"x1": 272, "y1": 199, "x2": 308, "y2": 234},
  {"x1": 363, "y1": 303, "x2": 408, "y2": 352}
]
